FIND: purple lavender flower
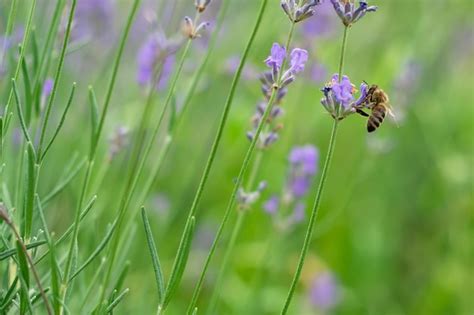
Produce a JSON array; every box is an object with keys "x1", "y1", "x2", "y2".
[
  {"x1": 309, "y1": 271, "x2": 340, "y2": 310},
  {"x1": 74, "y1": 0, "x2": 115, "y2": 42},
  {"x1": 263, "y1": 145, "x2": 319, "y2": 230},
  {"x1": 265, "y1": 43, "x2": 286, "y2": 70},
  {"x1": 321, "y1": 74, "x2": 369, "y2": 120},
  {"x1": 42, "y1": 79, "x2": 54, "y2": 99},
  {"x1": 301, "y1": 1, "x2": 335, "y2": 38},
  {"x1": 289, "y1": 48, "x2": 308, "y2": 74},
  {"x1": 331, "y1": 74, "x2": 355, "y2": 108},
  {"x1": 281, "y1": 0, "x2": 323, "y2": 23},
  {"x1": 329, "y1": 0, "x2": 378, "y2": 27},
  {"x1": 137, "y1": 34, "x2": 180, "y2": 90},
  {"x1": 310, "y1": 63, "x2": 328, "y2": 83},
  {"x1": 264, "y1": 195, "x2": 280, "y2": 214},
  {"x1": 289, "y1": 145, "x2": 319, "y2": 175}
]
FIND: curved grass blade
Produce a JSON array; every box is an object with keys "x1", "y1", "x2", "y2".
[
  {"x1": 163, "y1": 216, "x2": 195, "y2": 309},
  {"x1": 141, "y1": 207, "x2": 165, "y2": 304},
  {"x1": 69, "y1": 221, "x2": 117, "y2": 282},
  {"x1": 0, "y1": 240, "x2": 46, "y2": 261},
  {"x1": 40, "y1": 82, "x2": 77, "y2": 161},
  {"x1": 12, "y1": 79, "x2": 32, "y2": 144},
  {"x1": 36, "y1": 195, "x2": 61, "y2": 314},
  {"x1": 105, "y1": 288, "x2": 129, "y2": 313}
]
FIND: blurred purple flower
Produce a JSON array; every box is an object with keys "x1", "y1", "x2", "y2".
[
  {"x1": 264, "y1": 195, "x2": 280, "y2": 214},
  {"x1": 74, "y1": 0, "x2": 115, "y2": 42},
  {"x1": 263, "y1": 145, "x2": 319, "y2": 230},
  {"x1": 292, "y1": 202, "x2": 306, "y2": 223},
  {"x1": 281, "y1": 0, "x2": 323, "y2": 23},
  {"x1": 301, "y1": 1, "x2": 335, "y2": 38},
  {"x1": 224, "y1": 56, "x2": 258, "y2": 80},
  {"x1": 289, "y1": 145, "x2": 319, "y2": 175},
  {"x1": 330, "y1": 0, "x2": 378, "y2": 27},
  {"x1": 42, "y1": 79, "x2": 54, "y2": 98},
  {"x1": 310, "y1": 63, "x2": 328, "y2": 83},
  {"x1": 137, "y1": 34, "x2": 179, "y2": 90},
  {"x1": 310, "y1": 271, "x2": 340, "y2": 310}
]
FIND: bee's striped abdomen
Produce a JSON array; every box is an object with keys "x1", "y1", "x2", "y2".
[{"x1": 367, "y1": 104, "x2": 387, "y2": 133}]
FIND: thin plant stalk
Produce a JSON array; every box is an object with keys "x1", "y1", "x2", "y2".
[
  {"x1": 206, "y1": 148, "x2": 265, "y2": 312},
  {"x1": 98, "y1": 9, "x2": 200, "y2": 302},
  {"x1": 58, "y1": 1, "x2": 141, "y2": 311},
  {"x1": 187, "y1": 19, "x2": 297, "y2": 313},
  {"x1": 118, "y1": 0, "x2": 233, "y2": 262},
  {"x1": 280, "y1": 25, "x2": 349, "y2": 314},
  {"x1": 0, "y1": 0, "x2": 36, "y2": 169},
  {"x1": 0, "y1": 208, "x2": 52, "y2": 315}
]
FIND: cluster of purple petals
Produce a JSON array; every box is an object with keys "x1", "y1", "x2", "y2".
[
  {"x1": 329, "y1": 0, "x2": 377, "y2": 26},
  {"x1": 281, "y1": 0, "x2": 323, "y2": 23},
  {"x1": 309, "y1": 271, "x2": 340, "y2": 310},
  {"x1": 321, "y1": 74, "x2": 369, "y2": 120},
  {"x1": 137, "y1": 34, "x2": 180, "y2": 91},
  {"x1": 247, "y1": 43, "x2": 308, "y2": 149},
  {"x1": 263, "y1": 145, "x2": 319, "y2": 229}
]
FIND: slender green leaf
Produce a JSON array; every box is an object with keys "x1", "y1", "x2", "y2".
[
  {"x1": 69, "y1": 221, "x2": 117, "y2": 282},
  {"x1": 20, "y1": 53, "x2": 33, "y2": 124},
  {"x1": 141, "y1": 207, "x2": 165, "y2": 304},
  {"x1": 12, "y1": 79, "x2": 32, "y2": 144},
  {"x1": 88, "y1": 86, "x2": 99, "y2": 149},
  {"x1": 163, "y1": 216, "x2": 196, "y2": 308},
  {"x1": 36, "y1": 195, "x2": 61, "y2": 314},
  {"x1": 0, "y1": 240, "x2": 46, "y2": 261},
  {"x1": 24, "y1": 142, "x2": 37, "y2": 238},
  {"x1": 105, "y1": 288, "x2": 129, "y2": 313},
  {"x1": 16, "y1": 240, "x2": 30, "y2": 314},
  {"x1": 35, "y1": 194, "x2": 97, "y2": 265},
  {"x1": 41, "y1": 155, "x2": 86, "y2": 205},
  {"x1": 36, "y1": 0, "x2": 76, "y2": 159},
  {"x1": 40, "y1": 82, "x2": 77, "y2": 161},
  {"x1": 112, "y1": 261, "x2": 130, "y2": 294},
  {"x1": 0, "y1": 277, "x2": 18, "y2": 311}
]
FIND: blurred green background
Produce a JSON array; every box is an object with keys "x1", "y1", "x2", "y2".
[{"x1": 1, "y1": 0, "x2": 473, "y2": 314}]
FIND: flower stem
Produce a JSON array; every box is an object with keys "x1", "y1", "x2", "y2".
[
  {"x1": 338, "y1": 26, "x2": 349, "y2": 81},
  {"x1": 206, "y1": 149, "x2": 265, "y2": 313},
  {"x1": 186, "y1": 19, "x2": 297, "y2": 313},
  {"x1": 280, "y1": 24, "x2": 349, "y2": 315},
  {"x1": 280, "y1": 119, "x2": 339, "y2": 314}
]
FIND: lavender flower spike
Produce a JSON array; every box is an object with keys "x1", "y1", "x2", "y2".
[
  {"x1": 182, "y1": 16, "x2": 211, "y2": 39},
  {"x1": 320, "y1": 74, "x2": 369, "y2": 120},
  {"x1": 281, "y1": 0, "x2": 323, "y2": 23},
  {"x1": 330, "y1": 0, "x2": 378, "y2": 26}
]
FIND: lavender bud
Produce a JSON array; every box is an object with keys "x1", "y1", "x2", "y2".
[{"x1": 195, "y1": 0, "x2": 212, "y2": 12}]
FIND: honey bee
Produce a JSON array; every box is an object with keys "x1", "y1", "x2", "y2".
[{"x1": 356, "y1": 84, "x2": 393, "y2": 133}]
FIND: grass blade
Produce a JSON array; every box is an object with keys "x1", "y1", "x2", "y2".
[
  {"x1": 0, "y1": 240, "x2": 46, "y2": 261},
  {"x1": 12, "y1": 79, "x2": 32, "y2": 144},
  {"x1": 36, "y1": 195, "x2": 61, "y2": 314},
  {"x1": 24, "y1": 142, "x2": 38, "y2": 239},
  {"x1": 69, "y1": 221, "x2": 117, "y2": 282},
  {"x1": 163, "y1": 216, "x2": 195, "y2": 309},
  {"x1": 105, "y1": 288, "x2": 129, "y2": 313},
  {"x1": 40, "y1": 82, "x2": 77, "y2": 161},
  {"x1": 88, "y1": 86, "x2": 99, "y2": 151},
  {"x1": 141, "y1": 207, "x2": 165, "y2": 304}
]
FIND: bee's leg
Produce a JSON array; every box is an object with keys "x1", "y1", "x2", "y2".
[{"x1": 356, "y1": 109, "x2": 369, "y2": 117}]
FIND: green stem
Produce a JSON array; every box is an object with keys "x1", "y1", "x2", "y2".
[
  {"x1": 338, "y1": 26, "x2": 349, "y2": 80},
  {"x1": 187, "y1": 19, "x2": 296, "y2": 313},
  {"x1": 0, "y1": 0, "x2": 36, "y2": 165},
  {"x1": 207, "y1": 210, "x2": 246, "y2": 313},
  {"x1": 58, "y1": 0, "x2": 141, "y2": 311},
  {"x1": 280, "y1": 120, "x2": 339, "y2": 314},
  {"x1": 280, "y1": 23, "x2": 349, "y2": 314},
  {"x1": 36, "y1": 0, "x2": 76, "y2": 161},
  {"x1": 98, "y1": 19, "x2": 197, "y2": 305},
  {"x1": 206, "y1": 149, "x2": 264, "y2": 313}
]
